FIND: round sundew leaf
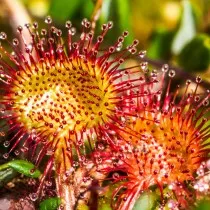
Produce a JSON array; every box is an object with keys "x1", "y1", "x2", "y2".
[
  {"x1": 39, "y1": 197, "x2": 61, "y2": 210},
  {"x1": 7, "y1": 160, "x2": 41, "y2": 178},
  {"x1": 133, "y1": 191, "x2": 160, "y2": 210},
  {"x1": 177, "y1": 34, "x2": 210, "y2": 72},
  {"x1": 0, "y1": 168, "x2": 18, "y2": 187}
]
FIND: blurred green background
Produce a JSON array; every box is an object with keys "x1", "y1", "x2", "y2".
[
  {"x1": 0, "y1": 0, "x2": 209, "y2": 79},
  {"x1": 0, "y1": 1, "x2": 209, "y2": 209}
]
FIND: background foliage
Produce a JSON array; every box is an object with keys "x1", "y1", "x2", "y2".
[
  {"x1": 0, "y1": 0, "x2": 209, "y2": 75},
  {"x1": 0, "y1": 0, "x2": 209, "y2": 209}
]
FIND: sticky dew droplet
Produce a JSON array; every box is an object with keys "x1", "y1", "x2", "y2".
[
  {"x1": 161, "y1": 64, "x2": 169, "y2": 72},
  {"x1": 139, "y1": 50, "x2": 146, "y2": 58},
  {"x1": 3, "y1": 153, "x2": 9, "y2": 159},
  {"x1": 29, "y1": 193, "x2": 38, "y2": 201},
  {"x1": 0, "y1": 32, "x2": 7, "y2": 40},
  {"x1": 3, "y1": 141, "x2": 10, "y2": 147},
  {"x1": 45, "y1": 16, "x2": 52, "y2": 24},
  {"x1": 168, "y1": 70, "x2": 175, "y2": 78}
]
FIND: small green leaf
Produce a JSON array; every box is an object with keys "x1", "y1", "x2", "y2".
[
  {"x1": 195, "y1": 199, "x2": 210, "y2": 210},
  {"x1": 133, "y1": 191, "x2": 160, "y2": 210},
  {"x1": 7, "y1": 160, "x2": 41, "y2": 178},
  {"x1": 49, "y1": 0, "x2": 82, "y2": 22},
  {"x1": 147, "y1": 28, "x2": 175, "y2": 60},
  {"x1": 178, "y1": 34, "x2": 210, "y2": 72},
  {"x1": 172, "y1": 0, "x2": 196, "y2": 54},
  {"x1": 39, "y1": 197, "x2": 61, "y2": 210},
  {"x1": 0, "y1": 168, "x2": 18, "y2": 187}
]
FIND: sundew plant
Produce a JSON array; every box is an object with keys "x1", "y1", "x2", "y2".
[{"x1": 0, "y1": 0, "x2": 209, "y2": 210}]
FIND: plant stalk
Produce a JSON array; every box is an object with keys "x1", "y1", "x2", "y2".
[{"x1": 54, "y1": 142, "x2": 76, "y2": 210}]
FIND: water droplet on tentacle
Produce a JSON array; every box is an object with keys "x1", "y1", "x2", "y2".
[
  {"x1": 29, "y1": 193, "x2": 38, "y2": 201},
  {"x1": 138, "y1": 50, "x2": 146, "y2": 58},
  {"x1": 45, "y1": 16, "x2": 52, "y2": 24},
  {"x1": 3, "y1": 141, "x2": 10, "y2": 147},
  {"x1": 161, "y1": 64, "x2": 169, "y2": 72},
  {"x1": 168, "y1": 70, "x2": 176, "y2": 78},
  {"x1": 0, "y1": 32, "x2": 7, "y2": 40},
  {"x1": 3, "y1": 153, "x2": 9, "y2": 159}
]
